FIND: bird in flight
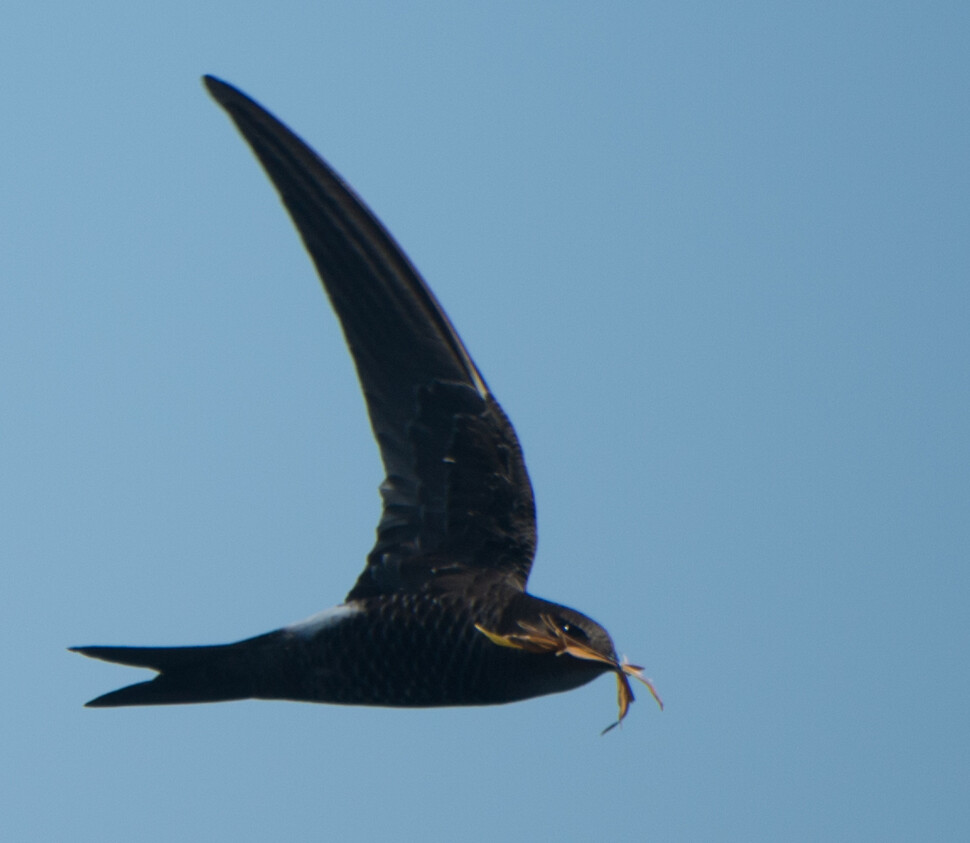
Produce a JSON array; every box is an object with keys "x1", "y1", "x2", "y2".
[{"x1": 72, "y1": 76, "x2": 661, "y2": 732}]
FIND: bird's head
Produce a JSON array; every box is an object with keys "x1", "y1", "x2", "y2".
[{"x1": 475, "y1": 600, "x2": 662, "y2": 733}]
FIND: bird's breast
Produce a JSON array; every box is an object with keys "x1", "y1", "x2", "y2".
[{"x1": 264, "y1": 592, "x2": 606, "y2": 708}]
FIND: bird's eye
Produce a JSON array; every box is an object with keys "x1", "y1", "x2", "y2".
[{"x1": 556, "y1": 618, "x2": 589, "y2": 641}]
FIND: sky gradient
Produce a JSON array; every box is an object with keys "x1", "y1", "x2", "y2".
[{"x1": 2, "y1": 3, "x2": 968, "y2": 841}]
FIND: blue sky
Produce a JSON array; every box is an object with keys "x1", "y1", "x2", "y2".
[{"x1": 2, "y1": 3, "x2": 968, "y2": 840}]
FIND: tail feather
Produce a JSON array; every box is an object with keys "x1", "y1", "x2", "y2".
[{"x1": 70, "y1": 643, "x2": 257, "y2": 708}]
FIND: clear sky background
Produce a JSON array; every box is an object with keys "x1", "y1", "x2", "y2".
[{"x1": 2, "y1": 3, "x2": 968, "y2": 841}]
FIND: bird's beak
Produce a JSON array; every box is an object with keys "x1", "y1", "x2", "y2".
[{"x1": 475, "y1": 615, "x2": 662, "y2": 733}]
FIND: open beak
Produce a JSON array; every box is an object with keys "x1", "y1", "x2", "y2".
[{"x1": 475, "y1": 615, "x2": 662, "y2": 734}]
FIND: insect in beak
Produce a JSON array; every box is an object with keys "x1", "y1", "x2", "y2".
[{"x1": 475, "y1": 615, "x2": 662, "y2": 733}]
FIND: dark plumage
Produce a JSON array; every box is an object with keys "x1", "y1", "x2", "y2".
[{"x1": 71, "y1": 77, "x2": 661, "y2": 731}]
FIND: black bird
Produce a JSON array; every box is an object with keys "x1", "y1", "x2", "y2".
[{"x1": 72, "y1": 77, "x2": 661, "y2": 732}]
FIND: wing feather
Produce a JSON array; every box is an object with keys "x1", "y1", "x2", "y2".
[{"x1": 204, "y1": 77, "x2": 536, "y2": 595}]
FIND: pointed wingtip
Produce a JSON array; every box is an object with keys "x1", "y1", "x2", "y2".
[
  {"x1": 202, "y1": 75, "x2": 259, "y2": 113},
  {"x1": 201, "y1": 76, "x2": 277, "y2": 134},
  {"x1": 202, "y1": 74, "x2": 234, "y2": 102}
]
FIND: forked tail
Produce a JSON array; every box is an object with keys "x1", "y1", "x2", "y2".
[{"x1": 70, "y1": 640, "x2": 263, "y2": 707}]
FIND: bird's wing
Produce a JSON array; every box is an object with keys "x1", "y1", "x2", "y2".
[{"x1": 204, "y1": 77, "x2": 536, "y2": 598}]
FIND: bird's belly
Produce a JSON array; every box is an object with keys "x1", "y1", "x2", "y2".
[{"x1": 266, "y1": 597, "x2": 604, "y2": 708}]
